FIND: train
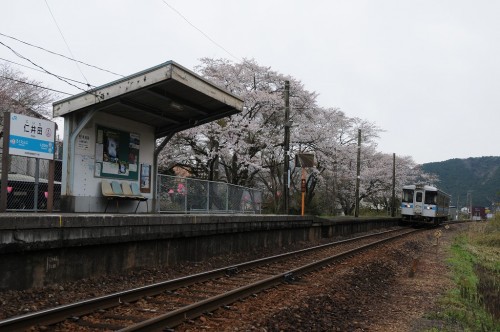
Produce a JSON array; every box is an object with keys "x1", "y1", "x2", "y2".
[{"x1": 401, "y1": 184, "x2": 451, "y2": 225}]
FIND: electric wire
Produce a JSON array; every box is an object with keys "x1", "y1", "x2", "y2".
[
  {"x1": 0, "y1": 32, "x2": 124, "y2": 77},
  {"x1": 0, "y1": 57, "x2": 96, "y2": 88},
  {"x1": 0, "y1": 40, "x2": 98, "y2": 97},
  {"x1": 161, "y1": 0, "x2": 240, "y2": 62},
  {"x1": 0, "y1": 75, "x2": 72, "y2": 95},
  {"x1": 44, "y1": 0, "x2": 90, "y2": 86},
  {"x1": 1, "y1": 2, "x2": 241, "y2": 99}
]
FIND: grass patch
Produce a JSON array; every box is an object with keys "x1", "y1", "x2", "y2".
[{"x1": 424, "y1": 215, "x2": 500, "y2": 331}]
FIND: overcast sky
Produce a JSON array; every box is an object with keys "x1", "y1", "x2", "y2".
[{"x1": 1, "y1": 0, "x2": 499, "y2": 164}]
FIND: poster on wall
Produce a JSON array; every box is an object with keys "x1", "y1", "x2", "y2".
[
  {"x1": 75, "y1": 130, "x2": 92, "y2": 155},
  {"x1": 95, "y1": 125, "x2": 140, "y2": 180},
  {"x1": 129, "y1": 133, "x2": 140, "y2": 173},
  {"x1": 140, "y1": 163, "x2": 151, "y2": 193}
]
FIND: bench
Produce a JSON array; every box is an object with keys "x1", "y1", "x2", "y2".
[
  {"x1": 101, "y1": 180, "x2": 148, "y2": 213},
  {"x1": 123, "y1": 182, "x2": 149, "y2": 213}
]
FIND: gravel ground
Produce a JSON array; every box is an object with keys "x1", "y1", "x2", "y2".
[
  {"x1": 0, "y1": 224, "x2": 463, "y2": 331},
  {"x1": 176, "y1": 224, "x2": 461, "y2": 331}
]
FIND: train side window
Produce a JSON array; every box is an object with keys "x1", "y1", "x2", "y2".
[
  {"x1": 416, "y1": 192, "x2": 423, "y2": 202},
  {"x1": 402, "y1": 189, "x2": 414, "y2": 203},
  {"x1": 425, "y1": 191, "x2": 437, "y2": 204}
]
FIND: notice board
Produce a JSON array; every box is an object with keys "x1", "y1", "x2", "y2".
[{"x1": 94, "y1": 125, "x2": 140, "y2": 180}]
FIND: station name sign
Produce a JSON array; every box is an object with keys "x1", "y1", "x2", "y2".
[{"x1": 8, "y1": 113, "x2": 56, "y2": 160}]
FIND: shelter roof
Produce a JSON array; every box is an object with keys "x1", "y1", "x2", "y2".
[{"x1": 52, "y1": 61, "x2": 243, "y2": 138}]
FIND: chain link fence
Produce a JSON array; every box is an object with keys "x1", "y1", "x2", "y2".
[
  {"x1": 0, "y1": 153, "x2": 62, "y2": 211},
  {"x1": 157, "y1": 174, "x2": 262, "y2": 214},
  {"x1": 0, "y1": 152, "x2": 262, "y2": 214}
]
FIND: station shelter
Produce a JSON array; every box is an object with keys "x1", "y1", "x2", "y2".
[{"x1": 53, "y1": 61, "x2": 243, "y2": 213}]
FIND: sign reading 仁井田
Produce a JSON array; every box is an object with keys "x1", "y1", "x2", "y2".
[{"x1": 8, "y1": 113, "x2": 56, "y2": 160}]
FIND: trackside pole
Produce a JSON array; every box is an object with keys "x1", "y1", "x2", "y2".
[{"x1": 301, "y1": 168, "x2": 306, "y2": 216}]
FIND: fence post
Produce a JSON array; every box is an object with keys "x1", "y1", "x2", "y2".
[
  {"x1": 34, "y1": 158, "x2": 40, "y2": 211},
  {"x1": 47, "y1": 160, "x2": 55, "y2": 212},
  {"x1": 226, "y1": 184, "x2": 229, "y2": 212},
  {"x1": 206, "y1": 180, "x2": 210, "y2": 212},
  {"x1": 1, "y1": 112, "x2": 11, "y2": 212},
  {"x1": 184, "y1": 179, "x2": 188, "y2": 213}
]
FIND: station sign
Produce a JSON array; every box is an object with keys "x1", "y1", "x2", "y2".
[{"x1": 8, "y1": 113, "x2": 56, "y2": 160}]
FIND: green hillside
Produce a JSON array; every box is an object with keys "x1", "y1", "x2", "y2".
[{"x1": 421, "y1": 156, "x2": 500, "y2": 208}]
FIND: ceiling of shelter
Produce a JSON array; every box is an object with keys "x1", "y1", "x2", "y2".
[{"x1": 53, "y1": 61, "x2": 243, "y2": 139}]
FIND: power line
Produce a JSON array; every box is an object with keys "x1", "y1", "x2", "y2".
[
  {"x1": 0, "y1": 40, "x2": 97, "y2": 96},
  {"x1": 0, "y1": 75, "x2": 72, "y2": 95},
  {"x1": 0, "y1": 57, "x2": 96, "y2": 87},
  {"x1": 44, "y1": 0, "x2": 90, "y2": 85},
  {"x1": 161, "y1": 1, "x2": 240, "y2": 62},
  {"x1": 0, "y1": 32, "x2": 124, "y2": 77}
]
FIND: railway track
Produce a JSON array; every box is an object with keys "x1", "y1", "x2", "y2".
[{"x1": 0, "y1": 227, "x2": 421, "y2": 331}]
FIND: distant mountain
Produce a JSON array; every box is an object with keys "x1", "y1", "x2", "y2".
[{"x1": 421, "y1": 156, "x2": 500, "y2": 208}]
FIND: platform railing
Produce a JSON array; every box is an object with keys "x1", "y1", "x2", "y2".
[{"x1": 157, "y1": 174, "x2": 262, "y2": 214}]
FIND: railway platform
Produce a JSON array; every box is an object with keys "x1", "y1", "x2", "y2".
[{"x1": 0, "y1": 213, "x2": 399, "y2": 290}]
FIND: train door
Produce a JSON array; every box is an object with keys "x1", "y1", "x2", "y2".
[{"x1": 414, "y1": 190, "x2": 423, "y2": 216}]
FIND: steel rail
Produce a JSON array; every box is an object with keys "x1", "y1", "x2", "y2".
[
  {"x1": 0, "y1": 228, "x2": 412, "y2": 331},
  {"x1": 119, "y1": 229, "x2": 421, "y2": 331}
]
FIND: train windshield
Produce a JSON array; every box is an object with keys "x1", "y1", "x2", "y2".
[
  {"x1": 416, "y1": 192, "x2": 423, "y2": 202},
  {"x1": 402, "y1": 189, "x2": 414, "y2": 203},
  {"x1": 425, "y1": 191, "x2": 437, "y2": 204}
]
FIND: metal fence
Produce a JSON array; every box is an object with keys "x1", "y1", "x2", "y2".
[
  {"x1": 1, "y1": 154, "x2": 63, "y2": 212},
  {"x1": 157, "y1": 174, "x2": 262, "y2": 214},
  {"x1": 0, "y1": 152, "x2": 262, "y2": 214}
]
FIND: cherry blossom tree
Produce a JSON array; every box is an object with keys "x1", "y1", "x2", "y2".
[
  {"x1": 159, "y1": 58, "x2": 319, "y2": 212},
  {"x1": 158, "y1": 58, "x2": 438, "y2": 215},
  {"x1": 0, "y1": 63, "x2": 53, "y2": 119}
]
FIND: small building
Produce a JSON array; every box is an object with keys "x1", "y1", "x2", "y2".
[
  {"x1": 53, "y1": 61, "x2": 243, "y2": 213},
  {"x1": 471, "y1": 206, "x2": 486, "y2": 221}
]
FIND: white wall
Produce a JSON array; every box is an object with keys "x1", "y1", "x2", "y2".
[{"x1": 68, "y1": 112, "x2": 154, "y2": 212}]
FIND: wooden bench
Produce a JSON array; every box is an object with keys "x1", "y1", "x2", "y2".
[{"x1": 101, "y1": 180, "x2": 148, "y2": 213}]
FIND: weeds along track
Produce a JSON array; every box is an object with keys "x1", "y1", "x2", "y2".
[{"x1": 0, "y1": 228, "x2": 421, "y2": 331}]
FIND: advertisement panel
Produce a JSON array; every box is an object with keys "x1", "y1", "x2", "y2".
[
  {"x1": 8, "y1": 113, "x2": 56, "y2": 160},
  {"x1": 94, "y1": 125, "x2": 140, "y2": 180}
]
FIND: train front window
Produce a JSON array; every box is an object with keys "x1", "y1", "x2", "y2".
[
  {"x1": 425, "y1": 191, "x2": 437, "y2": 204},
  {"x1": 416, "y1": 192, "x2": 423, "y2": 202},
  {"x1": 402, "y1": 189, "x2": 414, "y2": 203}
]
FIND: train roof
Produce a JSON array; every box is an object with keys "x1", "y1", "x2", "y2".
[
  {"x1": 403, "y1": 184, "x2": 437, "y2": 190},
  {"x1": 402, "y1": 184, "x2": 451, "y2": 197}
]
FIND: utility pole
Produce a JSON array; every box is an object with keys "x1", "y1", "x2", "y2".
[
  {"x1": 467, "y1": 191, "x2": 473, "y2": 220},
  {"x1": 469, "y1": 190, "x2": 474, "y2": 220},
  {"x1": 391, "y1": 153, "x2": 396, "y2": 217},
  {"x1": 283, "y1": 80, "x2": 290, "y2": 214},
  {"x1": 354, "y1": 129, "x2": 361, "y2": 217},
  {"x1": 332, "y1": 148, "x2": 337, "y2": 216}
]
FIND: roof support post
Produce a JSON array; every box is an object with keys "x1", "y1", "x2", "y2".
[{"x1": 65, "y1": 109, "x2": 97, "y2": 196}]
